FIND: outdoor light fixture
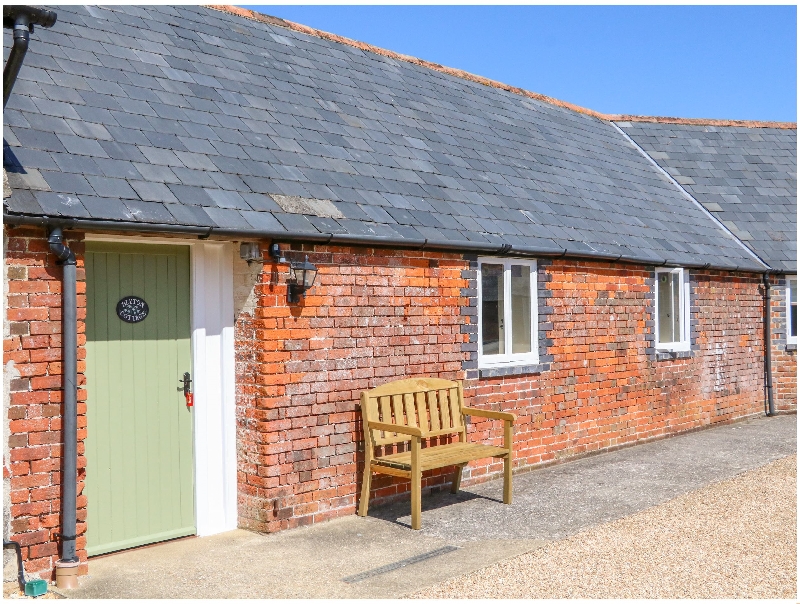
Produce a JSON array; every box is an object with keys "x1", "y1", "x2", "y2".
[
  {"x1": 240, "y1": 242, "x2": 287, "y2": 264},
  {"x1": 239, "y1": 242, "x2": 261, "y2": 263},
  {"x1": 238, "y1": 243, "x2": 316, "y2": 303},
  {"x1": 287, "y1": 255, "x2": 318, "y2": 303}
]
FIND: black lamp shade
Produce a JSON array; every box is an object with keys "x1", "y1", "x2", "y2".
[{"x1": 291, "y1": 255, "x2": 318, "y2": 290}]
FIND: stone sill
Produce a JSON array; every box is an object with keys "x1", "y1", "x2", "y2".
[
  {"x1": 786, "y1": 343, "x2": 797, "y2": 352},
  {"x1": 655, "y1": 350, "x2": 693, "y2": 361},
  {"x1": 479, "y1": 363, "x2": 548, "y2": 379}
]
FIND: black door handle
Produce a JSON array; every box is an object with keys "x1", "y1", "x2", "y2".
[{"x1": 178, "y1": 372, "x2": 192, "y2": 396}]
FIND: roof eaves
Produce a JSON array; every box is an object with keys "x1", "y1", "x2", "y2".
[
  {"x1": 206, "y1": 5, "x2": 796, "y2": 131},
  {"x1": 4, "y1": 210, "x2": 769, "y2": 274}
]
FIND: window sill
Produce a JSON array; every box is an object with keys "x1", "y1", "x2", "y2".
[
  {"x1": 479, "y1": 363, "x2": 548, "y2": 379},
  {"x1": 786, "y1": 343, "x2": 797, "y2": 352},
  {"x1": 655, "y1": 350, "x2": 693, "y2": 361}
]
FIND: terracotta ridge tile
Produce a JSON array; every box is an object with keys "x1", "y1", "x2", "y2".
[{"x1": 206, "y1": 5, "x2": 797, "y2": 131}]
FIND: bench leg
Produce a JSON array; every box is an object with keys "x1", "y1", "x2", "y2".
[
  {"x1": 450, "y1": 464, "x2": 464, "y2": 494},
  {"x1": 503, "y1": 453, "x2": 512, "y2": 505},
  {"x1": 410, "y1": 438, "x2": 422, "y2": 530},
  {"x1": 358, "y1": 465, "x2": 372, "y2": 517}
]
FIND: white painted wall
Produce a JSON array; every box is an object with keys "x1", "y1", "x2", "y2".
[{"x1": 191, "y1": 242, "x2": 237, "y2": 536}]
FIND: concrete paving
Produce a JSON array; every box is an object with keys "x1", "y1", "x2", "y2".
[{"x1": 60, "y1": 414, "x2": 795, "y2": 599}]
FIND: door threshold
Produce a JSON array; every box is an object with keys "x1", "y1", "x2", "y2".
[{"x1": 89, "y1": 534, "x2": 197, "y2": 560}]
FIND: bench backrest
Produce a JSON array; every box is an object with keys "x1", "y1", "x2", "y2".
[{"x1": 360, "y1": 377, "x2": 466, "y2": 446}]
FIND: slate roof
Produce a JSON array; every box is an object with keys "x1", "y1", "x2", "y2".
[
  {"x1": 2, "y1": 5, "x2": 769, "y2": 270},
  {"x1": 617, "y1": 122, "x2": 796, "y2": 273}
]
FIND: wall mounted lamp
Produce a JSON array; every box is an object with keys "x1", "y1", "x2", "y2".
[
  {"x1": 287, "y1": 255, "x2": 318, "y2": 303},
  {"x1": 238, "y1": 243, "x2": 317, "y2": 303}
]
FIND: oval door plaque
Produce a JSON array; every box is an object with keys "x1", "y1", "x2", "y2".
[{"x1": 116, "y1": 296, "x2": 149, "y2": 323}]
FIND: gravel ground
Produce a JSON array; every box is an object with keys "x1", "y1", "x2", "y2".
[{"x1": 411, "y1": 454, "x2": 797, "y2": 599}]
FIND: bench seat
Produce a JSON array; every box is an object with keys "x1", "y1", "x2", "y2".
[{"x1": 373, "y1": 442, "x2": 510, "y2": 474}]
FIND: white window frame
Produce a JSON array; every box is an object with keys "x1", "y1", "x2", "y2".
[
  {"x1": 477, "y1": 257, "x2": 539, "y2": 368},
  {"x1": 787, "y1": 277, "x2": 797, "y2": 346},
  {"x1": 654, "y1": 267, "x2": 691, "y2": 352}
]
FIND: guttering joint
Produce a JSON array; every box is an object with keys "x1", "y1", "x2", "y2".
[{"x1": 47, "y1": 227, "x2": 76, "y2": 265}]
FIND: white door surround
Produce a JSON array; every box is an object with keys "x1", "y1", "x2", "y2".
[{"x1": 84, "y1": 235, "x2": 237, "y2": 536}]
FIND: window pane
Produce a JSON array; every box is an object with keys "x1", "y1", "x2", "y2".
[
  {"x1": 672, "y1": 272, "x2": 681, "y2": 341},
  {"x1": 481, "y1": 264, "x2": 505, "y2": 355},
  {"x1": 791, "y1": 280, "x2": 798, "y2": 338},
  {"x1": 657, "y1": 273, "x2": 674, "y2": 343},
  {"x1": 510, "y1": 264, "x2": 532, "y2": 354}
]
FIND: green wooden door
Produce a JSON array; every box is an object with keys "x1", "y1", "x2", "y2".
[{"x1": 85, "y1": 242, "x2": 195, "y2": 556}]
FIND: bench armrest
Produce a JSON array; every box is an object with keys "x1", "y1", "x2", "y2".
[
  {"x1": 462, "y1": 407, "x2": 516, "y2": 424},
  {"x1": 367, "y1": 421, "x2": 423, "y2": 437}
]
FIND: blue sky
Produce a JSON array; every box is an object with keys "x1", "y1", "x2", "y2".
[{"x1": 245, "y1": 5, "x2": 796, "y2": 122}]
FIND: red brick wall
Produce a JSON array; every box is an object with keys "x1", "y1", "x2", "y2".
[
  {"x1": 3, "y1": 233, "x2": 777, "y2": 570},
  {"x1": 465, "y1": 263, "x2": 766, "y2": 479},
  {"x1": 235, "y1": 245, "x2": 469, "y2": 532},
  {"x1": 3, "y1": 226, "x2": 87, "y2": 581},
  {"x1": 768, "y1": 275, "x2": 797, "y2": 412},
  {"x1": 234, "y1": 246, "x2": 769, "y2": 532}
]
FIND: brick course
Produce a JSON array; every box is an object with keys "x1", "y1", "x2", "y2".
[{"x1": 3, "y1": 226, "x2": 87, "y2": 581}]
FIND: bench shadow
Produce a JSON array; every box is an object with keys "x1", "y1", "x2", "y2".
[{"x1": 366, "y1": 487, "x2": 502, "y2": 528}]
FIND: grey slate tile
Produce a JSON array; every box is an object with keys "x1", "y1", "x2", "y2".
[
  {"x1": 56, "y1": 134, "x2": 109, "y2": 157},
  {"x1": 273, "y1": 212, "x2": 318, "y2": 233},
  {"x1": 204, "y1": 189, "x2": 250, "y2": 210},
  {"x1": 93, "y1": 158, "x2": 143, "y2": 180},
  {"x1": 241, "y1": 193, "x2": 282, "y2": 212},
  {"x1": 138, "y1": 146, "x2": 184, "y2": 167},
  {"x1": 240, "y1": 210, "x2": 286, "y2": 232},
  {"x1": 86, "y1": 175, "x2": 137, "y2": 198},
  {"x1": 80, "y1": 195, "x2": 136, "y2": 221},
  {"x1": 40, "y1": 171, "x2": 95, "y2": 195},
  {"x1": 166, "y1": 203, "x2": 216, "y2": 226},
  {"x1": 203, "y1": 207, "x2": 251, "y2": 229},
  {"x1": 4, "y1": 146, "x2": 58, "y2": 171},
  {"x1": 13, "y1": 128, "x2": 68, "y2": 153},
  {"x1": 51, "y1": 153, "x2": 104, "y2": 176},
  {"x1": 123, "y1": 199, "x2": 177, "y2": 224},
  {"x1": 99, "y1": 140, "x2": 147, "y2": 162},
  {"x1": 5, "y1": 189, "x2": 44, "y2": 215},
  {"x1": 131, "y1": 163, "x2": 180, "y2": 184},
  {"x1": 33, "y1": 191, "x2": 90, "y2": 217},
  {"x1": 305, "y1": 215, "x2": 346, "y2": 234},
  {"x1": 128, "y1": 180, "x2": 179, "y2": 203}
]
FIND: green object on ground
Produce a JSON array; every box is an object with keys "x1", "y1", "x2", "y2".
[{"x1": 24, "y1": 579, "x2": 48, "y2": 597}]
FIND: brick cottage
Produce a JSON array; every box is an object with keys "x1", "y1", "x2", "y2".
[{"x1": 3, "y1": 5, "x2": 796, "y2": 582}]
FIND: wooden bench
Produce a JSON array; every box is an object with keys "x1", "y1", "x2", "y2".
[{"x1": 357, "y1": 377, "x2": 515, "y2": 529}]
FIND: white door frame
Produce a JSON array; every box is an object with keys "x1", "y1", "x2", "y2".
[{"x1": 85, "y1": 234, "x2": 237, "y2": 536}]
